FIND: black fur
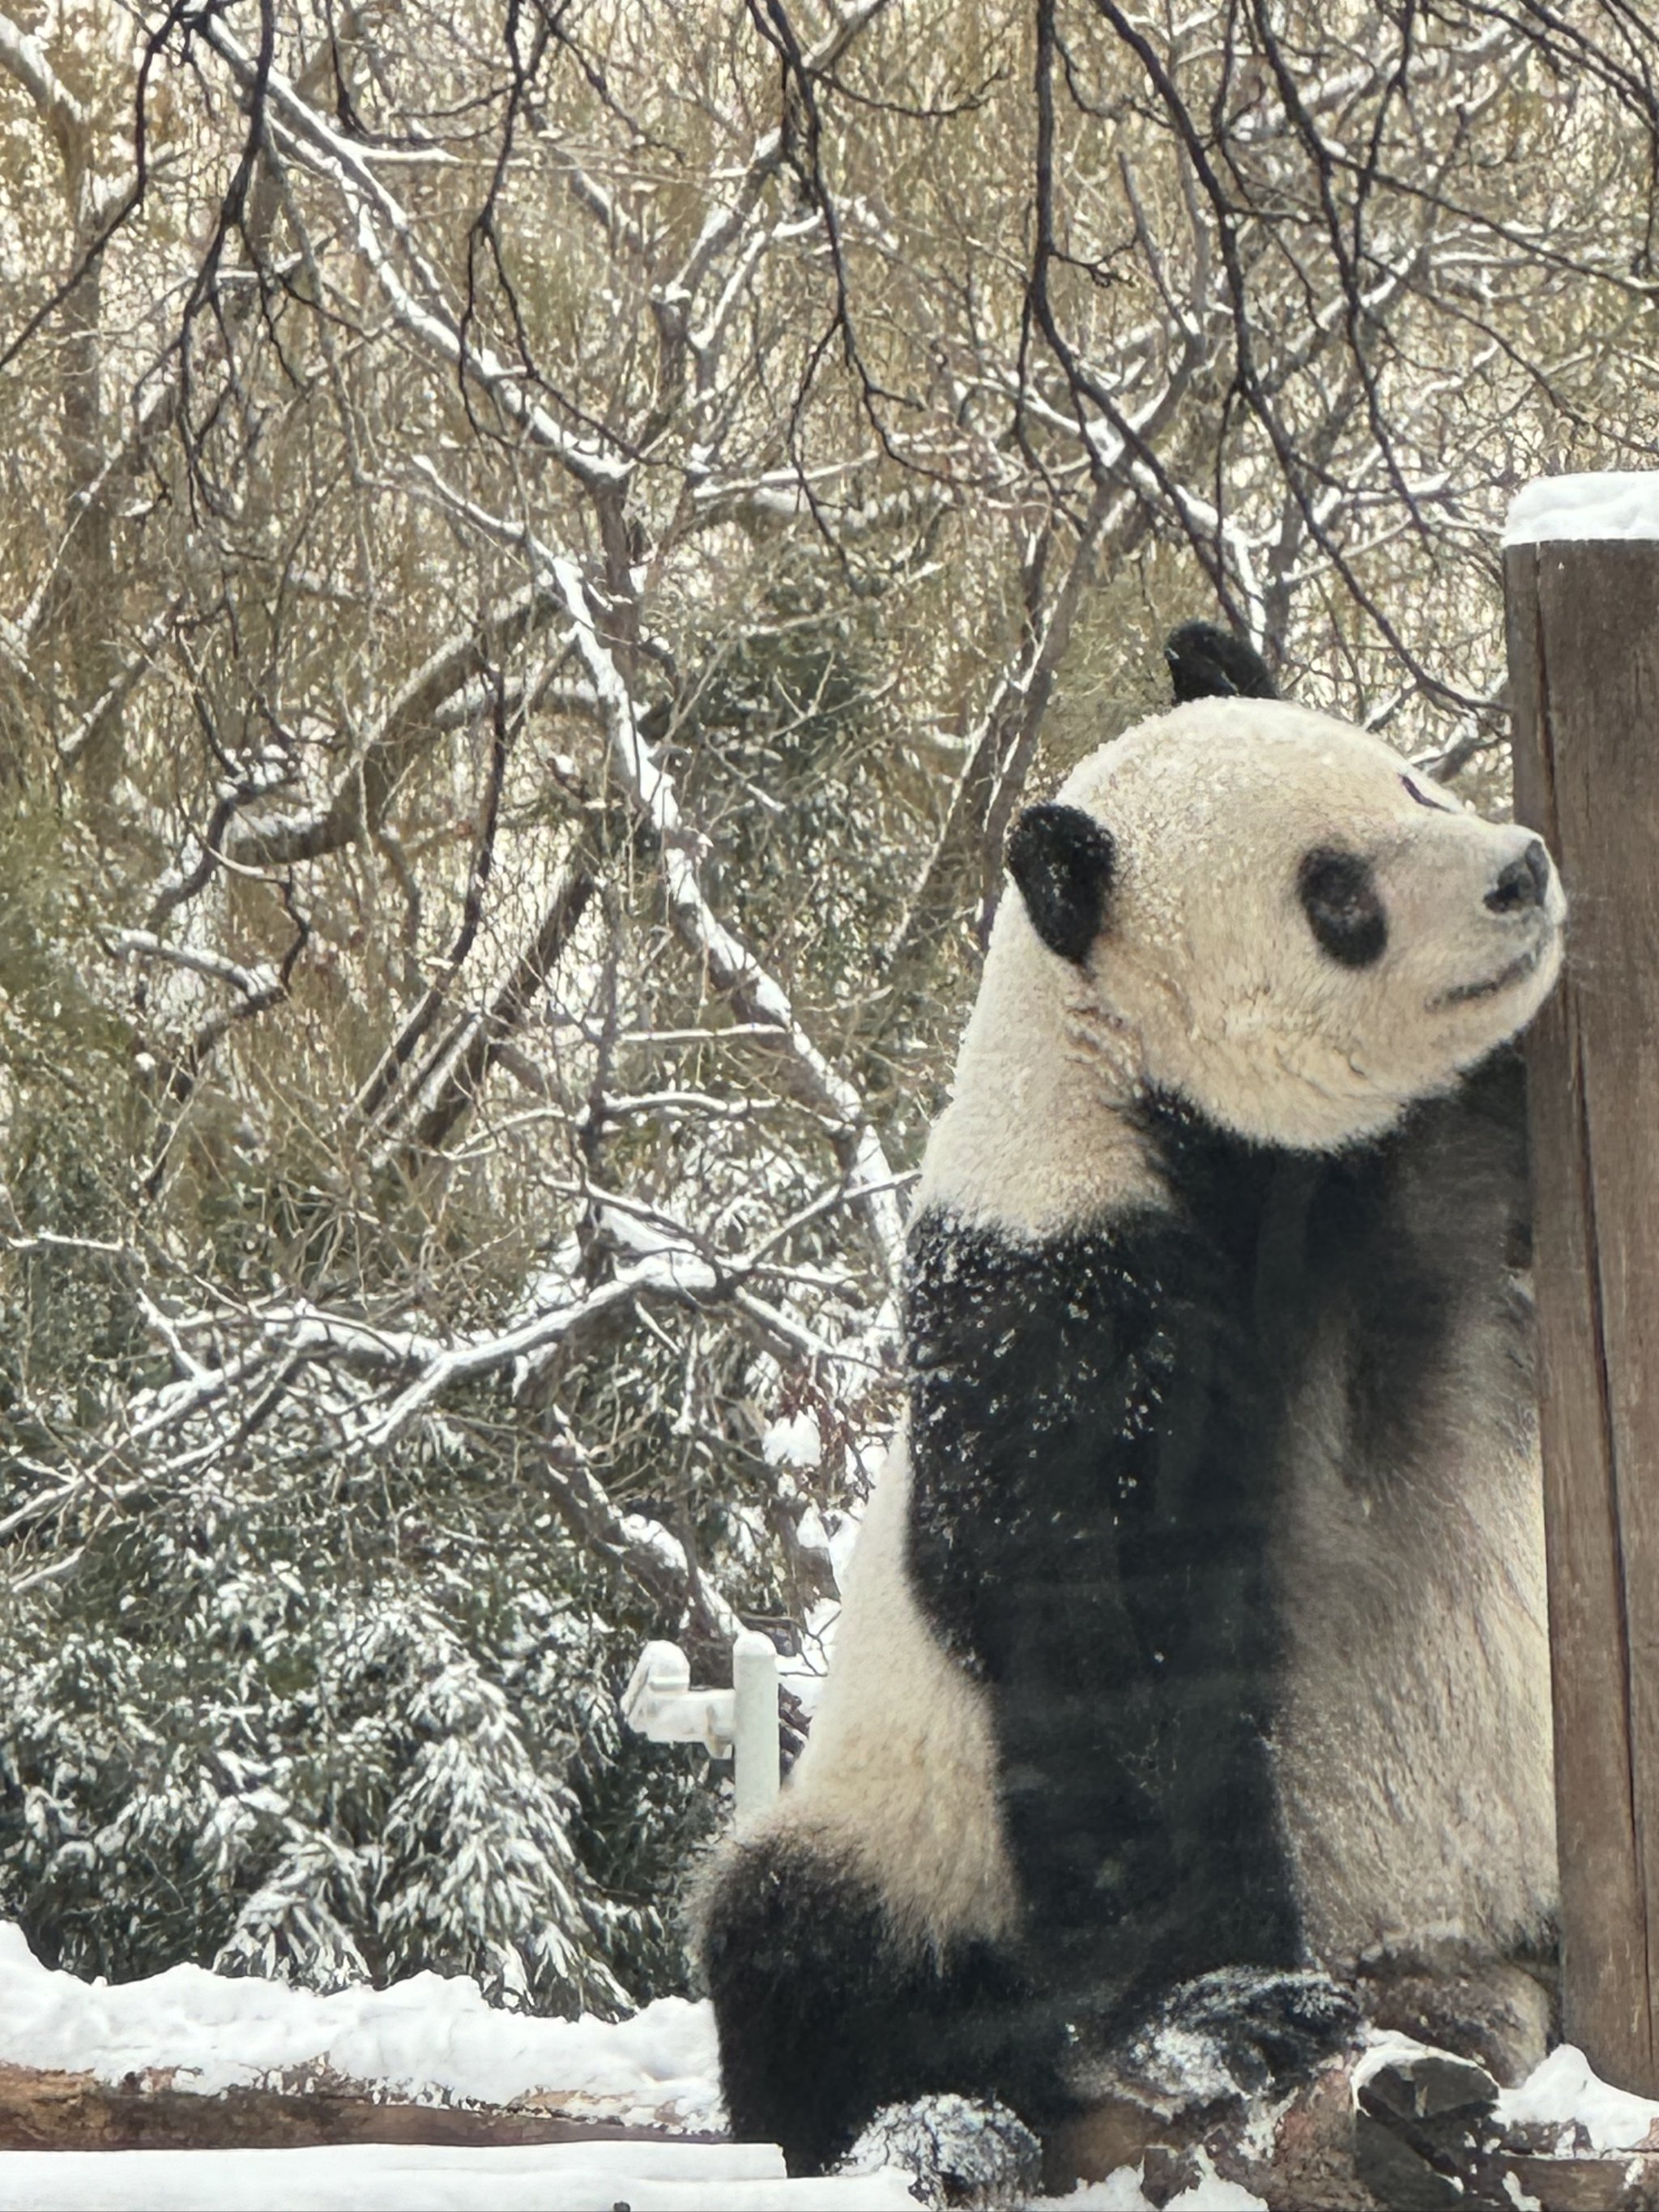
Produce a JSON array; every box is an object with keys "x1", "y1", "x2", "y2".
[
  {"x1": 1006, "y1": 803, "x2": 1116, "y2": 963},
  {"x1": 1164, "y1": 620, "x2": 1277, "y2": 704},
  {"x1": 906, "y1": 1197, "x2": 1300, "y2": 2031},
  {"x1": 1132, "y1": 1048, "x2": 1529, "y2": 1483},
  {"x1": 703, "y1": 1051, "x2": 1530, "y2": 2172}
]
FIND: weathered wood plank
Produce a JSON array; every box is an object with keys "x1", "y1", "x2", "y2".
[{"x1": 1506, "y1": 537, "x2": 1659, "y2": 2095}]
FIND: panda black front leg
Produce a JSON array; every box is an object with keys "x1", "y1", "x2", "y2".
[{"x1": 904, "y1": 1199, "x2": 1357, "y2": 2116}]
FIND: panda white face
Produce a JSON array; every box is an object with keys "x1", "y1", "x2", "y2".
[{"x1": 1019, "y1": 699, "x2": 1566, "y2": 1154}]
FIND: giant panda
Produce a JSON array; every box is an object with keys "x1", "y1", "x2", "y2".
[{"x1": 700, "y1": 642, "x2": 1563, "y2": 2187}]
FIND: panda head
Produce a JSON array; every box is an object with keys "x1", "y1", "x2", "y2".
[{"x1": 998, "y1": 697, "x2": 1564, "y2": 1159}]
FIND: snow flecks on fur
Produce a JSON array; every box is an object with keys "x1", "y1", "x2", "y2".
[
  {"x1": 1111, "y1": 1967, "x2": 1362, "y2": 2114},
  {"x1": 839, "y1": 2094, "x2": 1043, "y2": 2208}
]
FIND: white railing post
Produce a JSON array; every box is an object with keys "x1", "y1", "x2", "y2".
[
  {"x1": 731, "y1": 1630, "x2": 781, "y2": 1824},
  {"x1": 621, "y1": 1630, "x2": 780, "y2": 1828}
]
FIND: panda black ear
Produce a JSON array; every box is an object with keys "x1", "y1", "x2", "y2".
[
  {"x1": 1164, "y1": 620, "x2": 1277, "y2": 704},
  {"x1": 1007, "y1": 804, "x2": 1115, "y2": 964}
]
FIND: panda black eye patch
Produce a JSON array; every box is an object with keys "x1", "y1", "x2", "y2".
[{"x1": 1299, "y1": 847, "x2": 1387, "y2": 967}]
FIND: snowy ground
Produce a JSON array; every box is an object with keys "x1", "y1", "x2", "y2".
[
  {"x1": 0, "y1": 2139, "x2": 918, "y2": 2210},
  {"x1": 0, "y1": 1923, "x2": 1653, "y2": 2209}
]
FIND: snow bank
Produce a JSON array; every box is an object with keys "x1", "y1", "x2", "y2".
[
  {"x1": 1497, "y1": 2041, "x2": 1659, "y2": 2152},
  {"x1": 0, "y1": 2140, "x2": 919, "y2": 2210},
  {"x1": 1503, "y1": 471, "x2": 1659, "y2": 545},
  {"x1": 1045, "y1": 2174, "x2": 1159, "y2": 2210},
  {"x1": 0, "y1": 1922, "x2": 717, "y2": 2126}
]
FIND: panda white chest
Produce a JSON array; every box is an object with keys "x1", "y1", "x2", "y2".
[{"x1": 1272, "y1": 1310, "x2": 1556, "y2": 1966}]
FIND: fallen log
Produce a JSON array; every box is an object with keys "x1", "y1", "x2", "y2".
[{"x1": 0, "y1": 2061, "x2": 725, "y2": 2155}]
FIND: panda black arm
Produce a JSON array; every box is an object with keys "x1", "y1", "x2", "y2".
[{"x1": 904, "y1": 1200, "x2": 1303, "y2": 2051}]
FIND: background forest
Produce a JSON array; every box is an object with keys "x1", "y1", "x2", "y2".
[{"x1": 0, "y1": 0, "x2": 1653, "y2": 2020}]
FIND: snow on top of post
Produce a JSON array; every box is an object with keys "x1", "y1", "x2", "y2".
[{"x1": 1503, "y1": 471, "x2": 1659, "y2": 546}]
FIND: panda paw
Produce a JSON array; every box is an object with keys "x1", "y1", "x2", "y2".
[
  {"x1": 837, "y1": 2092, "x2": 1043, "y2": 2209},
  {"x1": 1116, "y1": 1965, "x2": 1362, "y2": 2113}
]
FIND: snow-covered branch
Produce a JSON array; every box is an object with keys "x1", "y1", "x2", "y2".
[
  {"x1": 883, "y1": 477, "x2": 1132, "y2": 972},
  {"x1": 203, "y1": 20, "x2": 631, "y2": 498},
  {"x1": 358, "y1": 1243, "x2": 714, "y2": 1452},
  {"x1": 410, "y1": 461, "x2": 906, "y2": 1282},
  {"x1": 227, "y1": 580, "x2": 565, "y2": 870},
  {"x1": 0, "y1": 11, "x2": 86, "y2": 145},
  {"x1": 112, "y1": 932, "x2": 279, "y2": 1001}
]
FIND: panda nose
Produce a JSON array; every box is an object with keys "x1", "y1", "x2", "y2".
[{"x1": 1486, "y1": 838, "x2": 1550, "y2": 915}]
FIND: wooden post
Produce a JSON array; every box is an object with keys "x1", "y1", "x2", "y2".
[{"x1": 1505, "y1": 486, "x2": 1659, "y2": 2095}]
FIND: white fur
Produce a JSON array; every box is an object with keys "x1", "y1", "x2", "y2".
[
  {"x1": 1276, "y1": 1311, "x2": 1556, "y2": 1965},
  {"x1": 1064, "y1": 700, "x2": 1563, "y2": 1151},
  {"x1": 766, "y1": 1426, "x2": 1018, "y2": 1946},
  {"x1": 917, "y1": 918, "x2": 1163, "y2": 1236}
]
